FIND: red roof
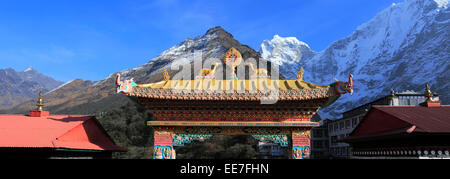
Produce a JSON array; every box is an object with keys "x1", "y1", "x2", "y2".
[
  {"x1": 0, "y1": 114, "x2": 126, "y2": 151},
  {"x1": 347, "y1": 105, "x2": 450, "y2": 140}
]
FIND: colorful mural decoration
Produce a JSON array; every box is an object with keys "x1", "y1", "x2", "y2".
[
  {"x1": 173, "y1": 134, "x2": 213, "y2": 146},
  {"x1": 153, "y1": 130, "x2": 175, "y2": 159},
  {"x1": 293, "y1": 146, "x2": 310, "y2": 159},
  {"x1": 154, "y1": 146, "x2": 175, "y2": 159},
  {"x1": 292, "y1": 130, "x2": 311, "y2": 159},
  {"x1": 252, "y1": 134, "x2": 289, "y2": 147}
]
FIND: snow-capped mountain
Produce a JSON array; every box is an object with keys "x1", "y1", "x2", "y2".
[
  {"x1": 261, "y1": 0, "x2": 449, "y2": 119},
  {"x1": 5, "y1": 0, "x2": 448, "y2": 116},
  {"x1": 4, "y1": 26, "x2": 272, "y2": 114},
  {"x1": 95, "y1": 26, "x2": 269, "y2": 86},
  {"x1": 0, "y1": 67, "x2": 64, "y2": 107},
  {"x1": 261, "y1": 35, "x2": 315, "y2": 77}
]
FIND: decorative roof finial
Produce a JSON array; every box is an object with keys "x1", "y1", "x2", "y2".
[
  {"x1": 425, "y1": 83, "x2": 433, "y2": 101},
  {"x1": 224, "y1": 47, "x2": 242, "y2": 68},
  {"x1": 224, "y1": 47, "x2": 242, "y2": 80},
  {"x1": 163, "y1": 68, "x2": 170, "y2": 81},
  {"x1": 36, "y1": 91, "x2": 44, "y2": 111},
  {"x1": 297, "y1": 67, "x2": 304, "y2": 81}
]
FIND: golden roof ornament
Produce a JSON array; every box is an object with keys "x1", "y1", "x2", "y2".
[
  {"x1": 425, "y1": 83, "x2": 433, "y2": 101},
  {"x1": 36, "y1": 91, "x2": 44, "y2": 111},
  {"x1": 162, "y1": 68, "x2": 170, "y2": 81},
  {"x1": 388, "y1": 88, "x2": 395, "y2": 102},
  {"x1": 297, "y1": 67, "x2": 304, "y2": 81},
  {"x1": 224, "y1": 47, "x2": 242, "y2": 68},
  {"x1": 390, "y1": 88, "x2": 395, "y2": 96}
]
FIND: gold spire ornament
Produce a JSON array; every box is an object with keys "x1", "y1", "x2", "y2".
[
  {"x1": 36, "y1": 91, "x2": 44, "y2": 111},
  {"x1": 224, "y1": 47, "x2": 242, "y2": 68},
  {"x1": 297, "y1": 67, "x2": 304, "y2": 81},
  {"x1": 162, "y1": 68, "x2": 170, "y2": 81},
  {"x1": 224, "y1": 47, "x2": 242, "y2": 80},
  {"x1": 390, "y1": 88, "x2": 395, "y2": 98},
  {"x1": 425, "y1": 83, "x2": 433, "y2": 101}
]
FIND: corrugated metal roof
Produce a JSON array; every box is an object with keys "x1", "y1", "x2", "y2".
[
  {"x1": 374, "y1": 105, "x2": 450, "y2": 133},
  {"x1": 347, "y1": 105, "x2": 450, "y2": 140},
  {"x1": 0, "y1": 114, "x2": 126, "y2": 151}
]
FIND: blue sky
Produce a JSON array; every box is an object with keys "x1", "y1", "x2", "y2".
[{"x1": 0, "y1": 0, "x2": 400, "y2": 82}]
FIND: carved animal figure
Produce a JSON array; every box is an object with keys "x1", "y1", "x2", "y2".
[
  {"x1": 116, "y1": 73, "x2": 137, "y2": 94},
  {"x1": 197, "y1": 62, "x2": 221, "y2": 79},
  {"x1": 245, "y1": 62, "x2": 269, "y2": 78},
  {"x1": 333, "y1": 74, "x2": 354, "y2": 95}
]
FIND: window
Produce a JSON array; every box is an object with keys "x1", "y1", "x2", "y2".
[
  {"x1": 331, "y1": 136, "x2": 337, "y2": 145},
  {"x1": 334, "y1": 123, "x2": 338, "y2": 131},
  {"x1": 313, "y1": 141, "x2": 323, "y2": 149},
  {"x1": 340, "y1": 121, "x2": 344, "y2": 130},
  {"x1": 313, "y1": 129, "x2": 323, "y2": 138},
  {"x1": 352, "y1": 118, "x2": 357, "y2": 127},
  {"x1": 345, "y1": 120, "x2": 350, "y2": 129}
]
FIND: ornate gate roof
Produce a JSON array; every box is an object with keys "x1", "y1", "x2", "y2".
[
  {"x1": 114, "y1": 48, "x2": 354, "y2": 128},
  {"x1": 127, "y1": 79, "x2": 333, "y2": 101}
]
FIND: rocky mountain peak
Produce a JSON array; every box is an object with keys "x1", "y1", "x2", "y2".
[
  {"x1": 205, "y1": 26, "x2": 233, "y2": 38},
  {"x1": 23, "y1": 66, "x2": 36, "y2": 72},
  {"x1": 0, "y1": 67, "x2": 64, "y2": 108},
  {"x1": 262, "y1": 0, "x2": 449, "y2": 119}
]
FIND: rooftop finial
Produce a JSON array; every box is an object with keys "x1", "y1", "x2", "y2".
[
  {"x1": 425, "y1": 83, "x2": 433, "y2": 101},
  {"x1": 163, "y1": 68, "x2": 170, "y2": 81},
  {"x1": 224, "y1": 47, "x2": 242, "y2": 68},
  {"x1": 224, "y1": 47, "x2": 242, "y2": 80},
  {"x1": 297, "y1": 67, "x2": 304, "y2": 81},
  {"x1": 36, "y1": 91, "x2": 44, "y2": 111}
]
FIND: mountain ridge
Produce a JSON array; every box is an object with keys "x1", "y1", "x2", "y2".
[
  {"x1": 2, "y1": 26, "x2": 277, "y2": 115},
  {"x1": 261, "y1": 0, "x2": 449, "y2": 119},
  {"x1": 3, "y1": 0, "x2": 448, "y2": 119},
  {"x1": 0, "y1": 67, "x2": 64, "y2": 107}
]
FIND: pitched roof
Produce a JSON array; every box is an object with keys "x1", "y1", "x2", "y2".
[
  {"x1": 347, "y1": 105, "x2": 450, "y2": 140},
  {"x1": 137, "y1": 79, "x2": 328, "y2": 91},
  {"x1": 0, "y1": 114, "x2": 126, "y2": 151},
  {"x1": 375, "y1": 106, "x2": 450, "y2": 132},
  {"x1": 130, "y1": 79, "x2": 334, "y2": 101}
]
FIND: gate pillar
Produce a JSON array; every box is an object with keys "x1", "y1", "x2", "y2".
[
  {"x1": 154, "y1": 129, "x2": 176, "y2": 159},
  {"x1": 291, "y1": 129, "x2": 311, "y2": 159}
]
